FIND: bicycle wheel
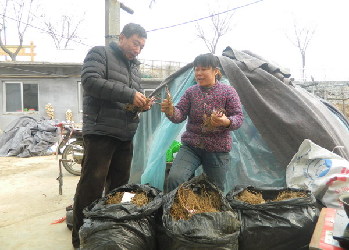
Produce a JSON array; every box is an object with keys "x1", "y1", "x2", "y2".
[{"x1": 62, "y1": 140, "x2": 83, "y2": 176}]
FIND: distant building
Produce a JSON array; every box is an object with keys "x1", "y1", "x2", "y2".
[{"x1": 0, "y1": 61, "x2": 162, "y2": 131}]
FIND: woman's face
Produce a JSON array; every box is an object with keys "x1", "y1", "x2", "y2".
[{"x1": 194, "y1": 66, "x2": 219, "y2": 87}]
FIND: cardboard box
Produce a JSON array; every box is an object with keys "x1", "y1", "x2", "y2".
[{"x1": 309, "y1": 208, "x2": 344, "y2": 250}]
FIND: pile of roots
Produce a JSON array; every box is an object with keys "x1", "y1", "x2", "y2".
[
  {"x1": 235, "y1": 189, "x2": 308, "y2": 204},
  {"x1": 106, "y1": 191, "x2": 151, "y2": 207},
  {"x1": 170, "y1": 183, "x2": 222, "y2": 220}
]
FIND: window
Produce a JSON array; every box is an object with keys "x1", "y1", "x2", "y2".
[
  {"x1": 4, "y1": 82, "x2": 39, "y2": 112},
  {"x1": 78, "y1": 81, "x2": 83, "y2": 112},
  {"x1": 144, "y1": 89, "x2": 155, "y2": 97}
]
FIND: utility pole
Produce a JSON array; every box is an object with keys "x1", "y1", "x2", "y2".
[
  {"x1": 105, "y1": 0, "x2": 134, "y2": 46},
  {"x1": 105, "y1": 0, "x2": 120, "y2": 46}
]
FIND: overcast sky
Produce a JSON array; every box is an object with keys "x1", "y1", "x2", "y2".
[{"x1": 3, "y1": 0, "x2": 349, "y2": 81}]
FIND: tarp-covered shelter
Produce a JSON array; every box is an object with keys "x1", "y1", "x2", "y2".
[{"x1": 130, "y1": 47, "x2": 349, "y2": 193}]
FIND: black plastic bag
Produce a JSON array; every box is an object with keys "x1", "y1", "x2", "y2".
[
  {"x1": 226, "y1": 186, "x2": 320, "y2": 250},
  {"x1": 158, "y1": 174, "x2": 241, "y2": 250},
  {"x1": 80, "y1": 183, "x2": 162, "y2": 250},
  {"x1": 80, "y1": 218, "x2": 156, "y2": 250}
]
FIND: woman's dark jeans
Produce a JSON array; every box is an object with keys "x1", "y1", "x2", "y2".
[{"x1": 166, "y1": 143, "x2": 230, "y2": 193}]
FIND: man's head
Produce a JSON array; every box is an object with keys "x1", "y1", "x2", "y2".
[{"x1": 119, "y1": 23, "x2": 147, "y2": 60}]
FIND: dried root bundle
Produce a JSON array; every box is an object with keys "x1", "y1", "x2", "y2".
[
  {"x1": 273, "y1": 190, "x2": 307, "y2": 201},
  {"x1": 235, "y1": 189, "x2": 266, "y2": 204},
  {"x1": 235, "y1": 189, "x2": 308, "y2": 204},
  {"x1": 163, "y1": 85, "x2": 174, "y2": 116},
  {"x1": 66, "y1": 109, "x2": 73, "y2": 122},
  {"x1": 106, "y1": 191, "x2": 151, "y2": 207},
  {"x1": 45, "y1": 103, "x2": 55, "y2": 119},
  {"x1": 202, "y1": 108, "x2": 226, "y2": 132},
  {"x1": 124, "y1": 97, "x2": 154, "y2": 113},
  {"x1": 106, "y1": 192, "x2": 124, "y2": 204},
  {"x1": 170, "y1": 184, "x2": 222, "y2": 220}
]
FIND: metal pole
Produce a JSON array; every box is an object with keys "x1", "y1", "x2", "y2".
[{"x1": 105, "y1": 0, "x2": 120, "y2": 46}]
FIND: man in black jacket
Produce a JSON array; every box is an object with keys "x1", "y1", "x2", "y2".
[{"x1": 72, "y1": 23, "x2": 151, "y2": 249}]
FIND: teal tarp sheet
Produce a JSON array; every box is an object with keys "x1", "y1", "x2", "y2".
[{"x1": 131, "y1": 68, "x2": 283, "y2": 192}]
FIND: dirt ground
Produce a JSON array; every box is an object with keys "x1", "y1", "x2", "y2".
[{"x1": 0, "y1": 155, "x2": 80, "y2": 250}]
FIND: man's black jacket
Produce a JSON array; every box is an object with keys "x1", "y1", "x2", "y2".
[{"x1": 81, "y1": 42, "x2": 143, "y2": 141}]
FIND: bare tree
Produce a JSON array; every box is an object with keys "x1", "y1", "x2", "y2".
[
  {"x1": 149, "y1": 0, "x2": 156, "y2": 8},
  {"x1": 42, "y1": 14, "x2": 84, "y2": 49},
  {"x1": 286, "y1": 20, "x2": 316, "y2": 81},
  {"x1": 0, "y1": 0, "x2": 35, "y2": 61},
  {"x1": 195, "y1": 10, "x2": 235, "y2": 54}
]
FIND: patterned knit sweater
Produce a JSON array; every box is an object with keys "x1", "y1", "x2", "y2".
[{"x1": 168, "y1": 82, "x2": 244, "y2": 152}]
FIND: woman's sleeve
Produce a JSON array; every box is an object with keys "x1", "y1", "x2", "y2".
[
  {"x1": 225, "y1": 87, "x2": 244, "y2": 130},
  {"x1": 167, "y1": 90, "x2": 191, "y2": 123}
]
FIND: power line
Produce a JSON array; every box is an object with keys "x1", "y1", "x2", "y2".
[
  {"x1": 146, "y1": 0, "x2": 264, "y2": 32},
  {"x1": 1, "y1": 0, "x2": 264, "y2": 48}
]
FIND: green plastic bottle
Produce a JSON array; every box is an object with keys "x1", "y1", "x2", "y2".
[{"x1": 166, "y1": 140, "x2": 182, "y2": 162}]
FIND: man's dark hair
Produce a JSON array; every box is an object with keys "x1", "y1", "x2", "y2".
[
  {"x1": 193, "y1": 53, "x2": 220, "y2": 68},
  {"x1": 121, "y1": 23, "x2": 147, "y2": 39}
]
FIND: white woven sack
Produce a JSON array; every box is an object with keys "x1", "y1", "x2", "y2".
[{"x1": 286, "y1": 139, "x2": 349, "y2": 208}]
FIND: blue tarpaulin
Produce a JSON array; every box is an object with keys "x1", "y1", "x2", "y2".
[{"x1": 130, "y1": 48, "x2": 349, "y2": 193}]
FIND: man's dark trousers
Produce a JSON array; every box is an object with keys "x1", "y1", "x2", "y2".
[{"x1": 72, "y1": 134, "x2": 133, "y2": 248}]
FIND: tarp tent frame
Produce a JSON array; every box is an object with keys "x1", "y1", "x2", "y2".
[{"x1": 130, "y1": 47, "x2": 349, "y2": 193}]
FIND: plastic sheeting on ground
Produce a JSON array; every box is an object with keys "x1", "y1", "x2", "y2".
[{"x1": 0, "y1": 116, "x2": 59, "y2": 157}]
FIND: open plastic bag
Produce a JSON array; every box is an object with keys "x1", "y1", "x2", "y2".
[
  {"x1": 158, "y1": 174, "x2": 240, "y2": 250},
  {"x1": 79, "y1": 183, "x2": 162, "y2": 250},
  {"x1": 226, "y1": 186, "x2": 320, "y2": 250}
]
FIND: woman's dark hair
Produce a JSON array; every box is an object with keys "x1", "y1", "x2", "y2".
[
  {"x1": 121, "y1": 23, "x2": 147, "y2": 39},
  {"x1": 193, "y1": 53, "x2": 222, "y2": 80},
  {"x1": 193, "y1": 53, "x2": 219, "y2": 68}
]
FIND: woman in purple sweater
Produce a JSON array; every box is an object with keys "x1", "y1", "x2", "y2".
[{"x1": 161, "y1": 53, "x2": 244, "y2": 192}]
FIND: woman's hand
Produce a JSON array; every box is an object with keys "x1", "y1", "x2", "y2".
[
  {"x1": 161, "y1": 99, "x2": 174, "y2": 116},
  {"x1": 211, "y1": 111, "x2": 231, "y2": 128}
]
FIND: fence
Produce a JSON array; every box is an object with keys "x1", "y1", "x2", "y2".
[
  {"x1": 299, "y1": 81, "x2": 349, "y2": 118},
  {"x1": 139, "y1": 59, "x2": 188, "y2": 79},
  {"x1": 0, "y1": 41, "x2": 36, "y2": 61},
  {"x1": 291, "y1": 68, "x2": 349, "y2": 82}
]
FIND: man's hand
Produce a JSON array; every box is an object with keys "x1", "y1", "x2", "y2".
[
  {"x1": 133, "y1": 92, "x2": 147, "y2": 107},
  {"x1": 142, "y1": 96, "x2": 156, "y2": 111},
  {"x1": 161, "y1": 99, "x2": 174, "y2": 117},
  {"x1": 211, "y1": 111, "x2": 231, "y2": 128}
]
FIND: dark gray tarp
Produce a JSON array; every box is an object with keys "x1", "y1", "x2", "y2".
[
  {"x1": 134, "y1": 47, "x2": 349, "y2": 191},
  {"x1": 0, "y1": 116, "x2": 58, "y2": 157},
  {"x1": 220, "y1": 47, "x2": 349, "y2": 167}
]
